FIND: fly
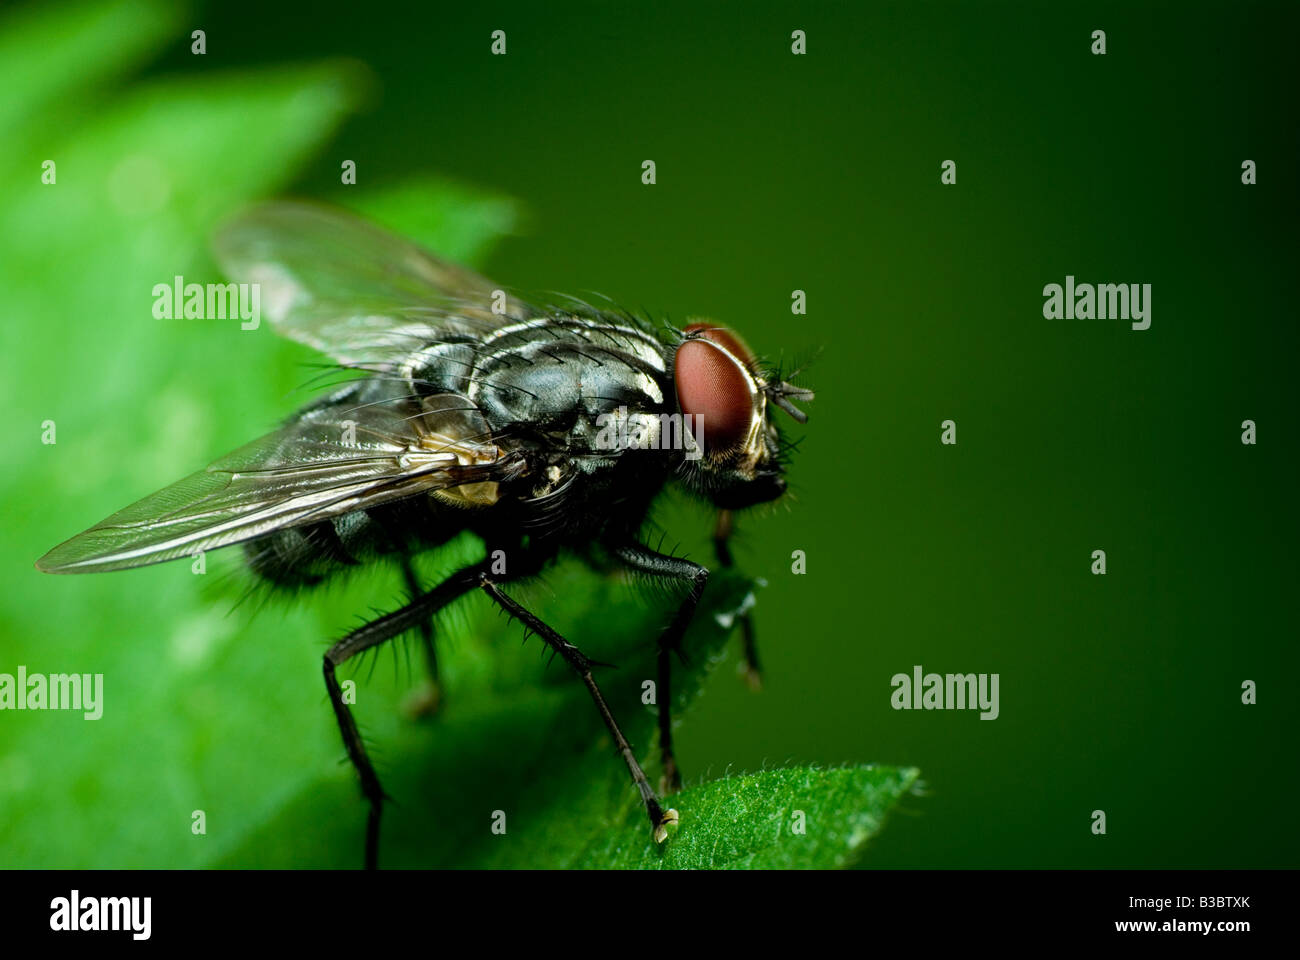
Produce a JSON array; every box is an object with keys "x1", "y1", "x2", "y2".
[{"x1": 35, "y1": 202, "x2": 813, "y2": 868}]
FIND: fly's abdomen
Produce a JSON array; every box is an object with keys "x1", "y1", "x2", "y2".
[
  {"x1": 244, "y1": 515, "x2": 363, "y2": 587},
  {"x1": 242, "y1": 498, "x2": 453, "y2": 586}
]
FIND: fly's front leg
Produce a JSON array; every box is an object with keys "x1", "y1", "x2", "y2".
[
  {"x1": 713, "y1": 509, "x2": 761, "y2": 690},
  {"x1": 611, "y1": 543, "x2": 710, "y2": 795},
  {"x1": 325, "y1": 562, "x2": 484, "y2": 869},
  {"x1": 478, "y1": 574, "x2": 679, "y2": 843}
]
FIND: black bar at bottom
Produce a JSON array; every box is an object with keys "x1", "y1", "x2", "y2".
[{"x1": 0, "y1": 868, "x2": 1278, "y2": 946}]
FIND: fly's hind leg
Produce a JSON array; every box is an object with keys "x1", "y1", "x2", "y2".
[
  {"x1": 714, "y1": 509, "x2": 761, "y2": 690},
  {"x1": 325, "y1": 561, "x2": 484, "y2": 869},
  {"x1": 477, "y1": 574, "x2": 678, "y2": 843},
  {"x1": 399, "y1": 557, "x2": 442, "y2": 717}
]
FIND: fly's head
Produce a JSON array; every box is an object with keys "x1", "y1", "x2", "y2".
[{"x1": 673, "y1": 322, "x2": 813, "y2": 510}]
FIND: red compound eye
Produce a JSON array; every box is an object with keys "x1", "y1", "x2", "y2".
[{"x1": 674, "y1": 328, "x2": 756, "y2": 454}]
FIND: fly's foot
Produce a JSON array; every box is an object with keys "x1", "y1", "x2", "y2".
[
  {"x1": 653, "y1": 807, "x2": 680, "y2": 844},
  {"x1": 646, "y1": 796, "x2": 680, "y2": 844}
]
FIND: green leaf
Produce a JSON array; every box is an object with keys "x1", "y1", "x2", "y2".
[
  {"x1": 0, "y1": 0, "x2": 182, "y2": 136},
  {"x1": 578, "y1": 765, "x2": 920, "y2": 869}
]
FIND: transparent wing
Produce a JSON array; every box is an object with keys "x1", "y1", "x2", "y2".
[
  {"x1": 37, "y1": 390, "x2": 520, "y2": 574},
  {"x1": 212, "y1": 201, "x2": 542, "y2": 369}
]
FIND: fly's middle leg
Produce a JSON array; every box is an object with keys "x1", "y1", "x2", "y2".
[{"x1": 477, "y1": 573, "x2": 679, "y2": 843}]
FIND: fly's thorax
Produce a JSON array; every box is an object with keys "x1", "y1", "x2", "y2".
[
  {"x1": 464, "y1": 316, "x2": 675, "y2": 448},
  {"x1": 399, "y1": 338, "x2": 480, "y2": 393}
]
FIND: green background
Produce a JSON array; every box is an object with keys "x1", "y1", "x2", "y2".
[{"x1": 0, "y1": 0, "x2": 1296, "y2": 868}]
